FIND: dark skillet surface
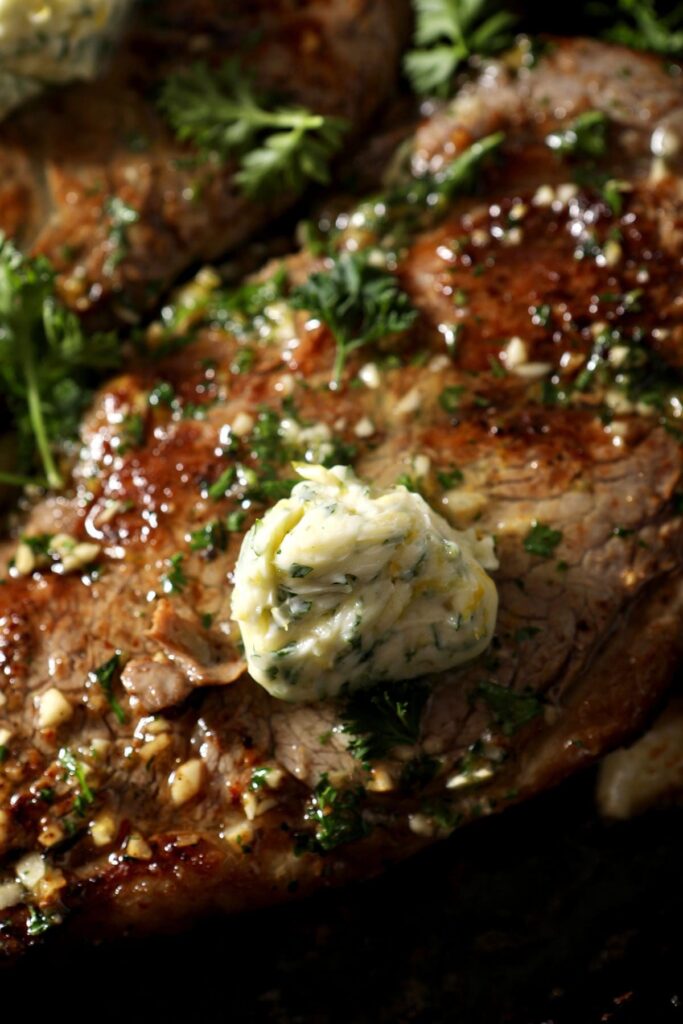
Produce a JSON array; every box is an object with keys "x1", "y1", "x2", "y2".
[{"x1": 3, "y1": 772, "x2": 682, "y2": 1023}]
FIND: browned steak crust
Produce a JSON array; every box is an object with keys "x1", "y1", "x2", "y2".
[
  {"x1": 0, "y1": 0, "x2": 409, "y2": 327},
  {"x1": 2, "y1": 38, "x2": 683, "y2": 954}
]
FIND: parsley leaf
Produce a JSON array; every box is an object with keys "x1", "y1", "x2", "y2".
[
  {"x1": 476, "y1": 680, "x2": 543, "y2": 736},
  {"x1": 159, "y1": 61, "x2": 347, "y2": 199},
  {"x1": 289, "y1": 251, "x2": 417, "y2": 385},
  {"x1": 0, "y1": 236, "x2": 119, "y2": 489},
  {"x1": 545, "y1": 110, "x2": 608, "y2": 159},
  {"x1": 405, "y1": 0, "x2": 518, "y2": 96},
  {"x1": 341, "y1": 678, "x2": 430, "y2": 766},
  {"x1": 298, "y1": 773, "x2": 369, "y2": 853},
  {"x1": 596, "y1": 0, "x2": 683, "y2": 54},
  {"x1": 523, "y1": 521, "x2": 563, "y2": 558},
  {"x1": 162, "y1": 553, "x2": 187, "y2": 593},
  {"x1": 90, "y1": 652, "x2": 126, "y2": 725},
  {"x1": 58, "y1": 747, "x2": 94, "y2": 814},
  {"x1": 26, "y1": 905, "x2": 60, "y2": 936}
]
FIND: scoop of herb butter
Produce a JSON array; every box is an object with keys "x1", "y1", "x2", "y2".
[
  {"x1": 231, "y1": 464, "x2": 498, "y2": 702},
  {"x1": 0, "y1": 0, "x2": 131, "y2": 121}
]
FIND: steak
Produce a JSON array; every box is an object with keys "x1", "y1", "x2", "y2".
[
  {"x1": 2, "y1": 37, "x2": 683, "y2": 955},
  {"x1": 0, "y1": 0, "x2": 408, "y2": 327}
]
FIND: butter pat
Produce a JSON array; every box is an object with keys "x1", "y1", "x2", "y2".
[
  {"x1": 231, "y1": 464, "x2": 498, "y2": 702},
  {"x1": 0, "y1": 0, "x2": 131, "y2": 121}
]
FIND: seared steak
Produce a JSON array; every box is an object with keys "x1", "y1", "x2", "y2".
[
  {"x1": 2, "y1": 38, "x2": 683, "y2": 954},
  {"x1": 0, "y1": 0, "x2": 408, "y2": 327}
]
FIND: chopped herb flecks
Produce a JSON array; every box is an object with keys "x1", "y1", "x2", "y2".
[
  {"x1": 297, "y1": 773, "x2": 369, "y2": 853},
  {"x1": 523, "y1": 521, "x2": 563, "y2": 558},
  {"x1": 476, "y1": 680, "x2": 543, "y2": 736},
  {"x1": 90, "y1": 652, "x2": 126, "y2": 725}
]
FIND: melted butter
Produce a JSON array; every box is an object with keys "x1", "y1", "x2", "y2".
[{"x1": 231, "y1": 464, "x2": 498, "y2": 702}]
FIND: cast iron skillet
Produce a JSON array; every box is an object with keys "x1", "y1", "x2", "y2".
[{"x1": 3, "y1": 771, "x2": 682, "y2": 1023}]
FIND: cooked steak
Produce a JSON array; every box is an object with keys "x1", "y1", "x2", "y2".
[
  {"x1": 0, "y1": 0, "x2": 408, "y2": 327},
  {"x1": 2, "y1": 37, "x2": 683, "y2": 955}
]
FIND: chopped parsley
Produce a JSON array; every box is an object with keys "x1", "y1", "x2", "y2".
[
  {"x1": 208, "y1": 266, "x2": 288, "y2": 340},
  {"x1": 545, "y1": 110, "x2": 608, "y2": 159},
  {"x1": 104, "y1": 197, "x2": 140, "y2": 273},
  {"x1": 90, "y1": 652, "x2": 126, "y2": 725},
  {"x1": 116, "y1": 412, "x2": 145, "y2": 453},
  {"x1": 189, "y1": 519, "x2": 228, "y2": 553},
  {"x1": 396, "y1": 473, "x2": 421, "y2": 493},
  {"x1": 26, "y1": 905, "x2": 59, "y2": 937},
  {"x1": 290, "y1": 563, "x2": 313, "y2": 578},
  {"x1": 476, "y1": 680, "x2": 543, "y2": 736},
  {"x1": 249, "y1": 766, "x2": 271, "y2": 791},
  {"x1": 439, "y1": 385, "x2": 465, "y2": 412},
  {"x1": 437, "y1": 466, "x2": 464, "y2": 489},
  {"x1": 523, "y1": 521, "x2": 563, "y2": 558},
  {"x1": 207, "y1": 466, "x2": 237, "y2": 502},
  {"x1": 162, "y1": 553, "x2": 187, "y2": 594},
  {"x1": 297, "y1": 773, "x2": 369, "y2": 853},
  {"x1": 340, "y1": 678, "x2": 430, "y2": 767},
  {"x1": 58, "y1": 747, "x2": 94, "y2": 815}
]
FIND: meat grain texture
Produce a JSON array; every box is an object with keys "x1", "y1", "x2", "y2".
[{"x1": 2, "y1": 38, "x2": 683, "y2": 955}]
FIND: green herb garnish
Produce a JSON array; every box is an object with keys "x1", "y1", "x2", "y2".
[
  {"x1": 290, "y1": 251, "x2": 417, "y2": 386},
  {"x1": 437, "y1": 466, "x2": 464, "y2": 488},
  {"x1": 90, "y1": 652, "x2": 126, "y2": 725},
  {"x1": 476, "y1": 680, "x2": 543, "y2": 735},
  {"x1": 439, "y1": 385, "x2": 465, "y2": 412},
  {"x1": 0, "y1": 236, "x2": 119, "y2": 489},
  {"x1": 405, "y1": 0, "x2": 518, "y2": 96},
  {"x1": 597, "y1": 0, "x2": 683, "y2": 55},
  {"x1": 298, "y1": 773, "x2": 369, "y2": 853},
  {"x1": 341, "y1": 678, "x2": 430, "y2": 766},
  {"x1": 58, "y1": 747, "x2": 94, "y2": 814},
  {"x1": 290, "y1": 563, "x2": 313, "y2": 578},
  {"x1": 189, "y1": 519, "x2": 228, "y2": 553},
  {"x1": 162, "y1": 553, "x2": 187, "y2": 594},
  {"x1": 159, "y1": 61, "x2": 347, "y2": 199},
  {"x1": 207, "y1": 466, "x2": 237, "y2": 501},
  {"x1": 26, "y1": 905, "x2": 59, "y2": 937},
  {"x1": 523, "y1": 521, "x2": 563, "y2": 557},
  {"x1": 545, "y1": 110, "x2": 608, "y2": 159},
  {"x1": 104, "y1": 197, "x2": 140, "y2": 273}
]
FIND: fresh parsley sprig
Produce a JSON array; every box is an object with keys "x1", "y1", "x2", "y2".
[
  {"x1": 158, "y1": 60, "x2": 348, "y2": 199},
  {"x1": 593, "y1": 0, "x2": 683, "y2": 54},
  {"x1": 405, "y1": 0, "x2": 518, "y2": 96},
  {"x1": 289, "y1": 251, "x2": 418, "y2": 385},
  {"x1": 0, "y1": 236, "x2": 119, "y2": 490},
  {"x1": 341, "y1": 679, "x2": 431, "y2": 766}
]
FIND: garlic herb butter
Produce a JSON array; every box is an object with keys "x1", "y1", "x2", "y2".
[
  {"x1": 0, "y1": 0, "x2": 131, "y2": 120},
  {"x1": 231, "y1": 464, "x2": 498, "y2": 702}
]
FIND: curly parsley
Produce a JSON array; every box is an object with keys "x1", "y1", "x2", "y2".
[
  {"x1": 297, "y1": 773, "x2": 370, "y2": 853},
  {"x1": 341, "y1": 678, "x2": 431, "y2": 766},
  {"x1": 405, "y1": 0, "x2": 518, "y2": 96},
  {"x1": 290, "y1": 251, "x2": 418, "y2": 385},
  {"x1": 159, "y1": 61, "x2": 347, "y2": 199}
]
